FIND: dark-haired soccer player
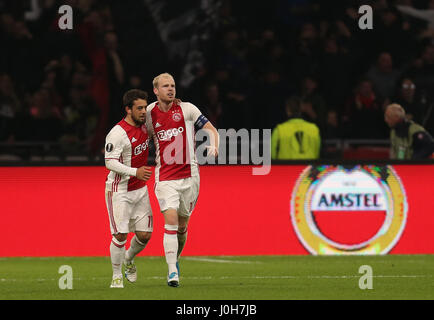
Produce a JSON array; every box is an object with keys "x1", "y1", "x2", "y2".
[{"x1": 104, "y1": 89, "x2": 153, "y2": 288}]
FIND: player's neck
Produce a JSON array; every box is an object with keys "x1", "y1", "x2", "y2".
[{"x1": 158, "y1": 100, "x2": 174, "y2": 112}]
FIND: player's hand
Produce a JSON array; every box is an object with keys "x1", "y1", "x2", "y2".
[
  {"x1": 206, "y1": 146, "x2": 218, "y2": 157},
  {"x1": 136, "y1": 166, "x2": 152, "y2": 181}
]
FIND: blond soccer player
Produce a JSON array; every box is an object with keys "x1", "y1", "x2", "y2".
[{"x1": 146, "y1": 73, "x2": 219, "y2": 287}]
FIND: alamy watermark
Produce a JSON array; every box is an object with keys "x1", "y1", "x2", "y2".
[
  {"x1": 359, "y1": 5, "x2": 373, "y2": 30},
  {"x1": 358, "y1": 265, "x2": 373, "y2": 290},
  {"x1": 157, "y1": 128, "x2": 271, "y2": 175},
  {"x1": 58, "y1": 5, "x2": 73, "y2": 30},
  {"x1": 58, "y1": 265, "x2": 73, "y2": 290}
]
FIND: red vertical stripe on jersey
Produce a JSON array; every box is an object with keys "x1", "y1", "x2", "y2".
[{"x1": 111, "y1": 154, "x2": 124, "y2": 192}]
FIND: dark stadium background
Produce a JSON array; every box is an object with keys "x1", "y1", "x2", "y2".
[{"x1": 1, "y1": 0, "x2": 433, "y2": 162}]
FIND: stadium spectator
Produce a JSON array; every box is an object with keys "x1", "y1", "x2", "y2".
[
  {"x1": 251, "y1": 67, "x2": 290, "y2": 130},
  {"x1": 290, "y1": 22, "x2": 321, "y2": 82},
  {"x1": 299, "y1": 75, "x2": 327, "y2": 132},
  {"x1": 59, "y1": 86, "x2": 100, "y2": 154},
  {"x1": 385, "y1": 103, "x2": 434, "y2": 159},
  {"x1": 392, "y1": 77, "x2": 427, "y2": 123},
  {"x1": 343, "y1": 78, "x2": 388, "y2": 139},
  {"x1": 27, "y1": 88, "x2": 63, "y2": 142},
  {"x1": 271, "y1": 96, "x2": 321, "y2": 160},
  {"x1": 366, "y1": 52, "x2": 402, "y2": 101},
  {"x1": 323, "y1": 109, "x2": 343, "y2": 140},
  {"x1": 318, "y1": 36, "x2": 352, "y2": 108},
  {"x1": 405, "y1": 44, "x2": 434, "y2": 93},
  {"x1": 199, "y1": 82, "x2": 224, "y2": 129}
]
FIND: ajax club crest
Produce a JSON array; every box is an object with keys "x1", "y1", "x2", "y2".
[{"x1": 290, "y1": 165, "x2": 408, "y2": 255}]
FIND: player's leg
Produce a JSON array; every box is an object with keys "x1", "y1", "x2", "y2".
[
  {"x1": 106, "y1": 191, "x2": 130, "y2": 288},
  {"x1": 125, "y1": 231, "x2": 152, "y2": 263},
  {"x1": 110, "y1": 232, "x2": 128, "y2": 287},
  {"x1": 156, "y1": 181, "x2": 181, "y2": 286},
  {"x1": 177, "y1": 215, "x2": 189, "y2": 260},
  {"x1": 123, "y1": 231, "x2": 151, "y2": 283},
  {"x1": 177, "y1": 176, "x2": 199, "y2": 261},
  {"x1": 163, "y1": 208, "x2": 180, "y2": 286},
  {"x1": 125, "y1": 188, "x2": 153, "y2": 264},
  {"x1": 123, "y1": 218, "x2": 152, "y2": 283}
]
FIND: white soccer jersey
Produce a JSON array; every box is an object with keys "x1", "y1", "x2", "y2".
[
  {"x1": 105, "y1": 119, "x2": 150, "y2": 192},
  {"x1": 146, "y1": 101, "x2": 208, "y2": 182}
]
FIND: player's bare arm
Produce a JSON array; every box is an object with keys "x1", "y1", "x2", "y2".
[{"x1": 202, "y1": 121, "x2": 219, "y2": 157}]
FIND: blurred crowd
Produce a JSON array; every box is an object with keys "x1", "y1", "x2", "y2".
[
  {"x1": 0, "y1": 0, "x2": 434, "y2": 156},
  {"x1": 0, "y1": 0, "x2": 167, "y2": 155}
]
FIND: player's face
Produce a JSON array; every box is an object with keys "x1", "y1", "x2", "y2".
[
  {"x1": 154, "y1": 76, "x2": 176, "y2": 103},
  {"x1": 129, "y1": 98, "x2": 148, "y2": 126}
]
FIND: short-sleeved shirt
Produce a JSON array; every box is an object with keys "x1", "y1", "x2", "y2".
[
  {"x1": 105, "y1": 119, "x2": 150, "y2": 192},
  {"x1": 146, "y1": 102, "x2": 208, "y2": 182}
]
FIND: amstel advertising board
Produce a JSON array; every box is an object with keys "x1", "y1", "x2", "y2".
[{"x1": 1, "y1": 165, "x2": 432, "y2": 256}]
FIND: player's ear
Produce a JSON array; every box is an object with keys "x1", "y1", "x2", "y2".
[
  {"x1": 125, "y1": 106, "x2": 132, "y2": 114},
  {"x1": 153, "y1": 87, "x2": 158, "y2": 96}
]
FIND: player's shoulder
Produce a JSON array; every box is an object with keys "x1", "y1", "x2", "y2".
[
  {"x1": 106, "y1": 123, "x2": 128, "y2": 141},
  {"x1": 146, "y1": 101, "x2": 158, "y2": 113},
  {"x1": 180, "y1": 101, "x2": 202, "y2": 117},
  {"x1": 180, "y1": 101, "x2": 197, "y2": 109}
]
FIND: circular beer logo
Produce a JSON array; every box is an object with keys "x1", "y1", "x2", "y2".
[{"x1": 290, "y1": 165, "x2": 408, "y2": 255}]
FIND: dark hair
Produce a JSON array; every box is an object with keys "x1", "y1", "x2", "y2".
[
  {"x1": 122, "y1": 89, "x2": 148, "y2": 109},
  {"x1": 285, "y1": 96, "x2": 302, "y2": 116}
]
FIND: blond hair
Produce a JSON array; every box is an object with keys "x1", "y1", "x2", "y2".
[{"x1": 152, "y1": 72, "x2": 174, "y2": 88}]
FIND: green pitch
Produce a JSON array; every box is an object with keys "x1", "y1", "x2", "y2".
[{"x1": 0, "y1": 255, "x2": 433, "y2": 300}]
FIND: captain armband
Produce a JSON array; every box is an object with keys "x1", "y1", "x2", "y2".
[{"x1": 194, "y1": 115, "x2": 209, "y2": 130}]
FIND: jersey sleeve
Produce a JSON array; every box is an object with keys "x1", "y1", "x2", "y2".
[
  {"x1": 105, "y1": 127, "x2": 125, "y2": 160},
  {"x1": 104, "y1": 127, "x2": 137, "y2": 177},
  {"x1": 182, "y1": 102, "x2": 209, "y2": 129}
]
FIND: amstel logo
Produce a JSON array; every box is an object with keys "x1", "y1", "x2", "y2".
[{"x1": 291, "y1": 165, "x2": 408, "y2": 255}]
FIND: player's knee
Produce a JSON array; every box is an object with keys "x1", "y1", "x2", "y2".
[
  {"x1": 113, "y1": 233, "x2": 128, "y2": 243},
  {"x1": 177, "y1": 226, "x2": 187, "y2": 234},
  {"x1": 136, "y1": 232, "x2": 152, "y2": 244}
]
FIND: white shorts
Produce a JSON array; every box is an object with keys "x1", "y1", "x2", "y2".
[
  {"x1": 105, "y1": 186, "x2": 153, "y2": 235},
  {"x1": 155, "y1": 176, "x2": 200, "y2": 217}
]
